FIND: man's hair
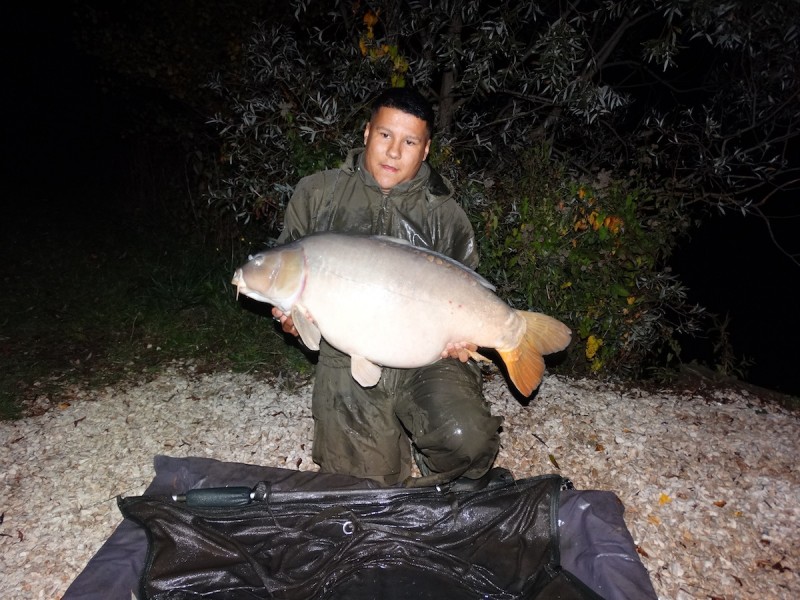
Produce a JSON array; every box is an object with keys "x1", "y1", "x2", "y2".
[{"x1": 370, "y1": 87, "x2": 435, "y2": 137}]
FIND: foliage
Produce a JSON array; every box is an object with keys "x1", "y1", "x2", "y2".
[
  {"x1": 71, "y1": 0, "x2": 799, "y2": 382},
  {"x1": 73, "y1": 0, "x2": 799, "y2": 251},
  {"x1": 0, "y1": 208, "x2": 310, "y2": 420},
  {"x1": 475, "y1": 148, "x2": 703, "y2": 378},
  {"x1": 200, "y1": 0, "x2": 800, "y2": 379},
  {"x1": 645, "y1": 1, "x2": 800, "y2": 213},
  {"x1": 706, "y1": 313, "x2": 754, "y2": 381},
  {"x1": 205, "y1": 20, "x2": 369, "y2": 232},
  {"x1": 205, "y1": 0, "x2": 798, "y2": 237}
]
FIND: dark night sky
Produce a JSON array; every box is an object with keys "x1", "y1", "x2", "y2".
[
  {"x1": 671, "y1": 206, "x2": 800, "y2": 396},
  {"x1": 5, "y1": 7, "x2": 121, "y2": 200},
  {"x1": 4, "y1": 6, "x2": 799, "y2": 397}
]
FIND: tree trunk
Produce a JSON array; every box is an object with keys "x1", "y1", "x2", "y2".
[{"x1": 437, "y1": 11, "x2": 462, "y2": 135}]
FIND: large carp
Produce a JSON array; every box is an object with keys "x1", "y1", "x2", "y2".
[{"x1": 231, "y1": 233, "x2": 571, "y2": 396}]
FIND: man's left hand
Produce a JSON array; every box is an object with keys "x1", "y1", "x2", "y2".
[{"x1": 441, "y1": 342, "x2": 478, "y2": 363}]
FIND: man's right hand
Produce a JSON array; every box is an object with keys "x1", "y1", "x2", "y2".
[{"x1": 271, "y1": 307, "x2": 299, "y2": 337}]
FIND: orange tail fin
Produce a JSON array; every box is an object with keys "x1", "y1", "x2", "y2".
[{"x1": 497, "y1": 311, "x2": 572, "y2": 396}]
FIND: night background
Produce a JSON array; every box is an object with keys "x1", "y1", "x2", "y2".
[{"x1": 3, "y1": 2, "x2": 799, "y2": 416}]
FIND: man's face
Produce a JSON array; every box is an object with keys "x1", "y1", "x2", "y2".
[{"x1": 363, "y1": 107, "x2": 431, "y2": 194}]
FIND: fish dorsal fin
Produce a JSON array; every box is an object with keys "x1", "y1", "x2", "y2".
[
  {"x1": 370, "y1": 236, "x2": 496, "y2": 292},
  {"x1": 350, "y1": 355, "x2": 382, "y2": 388},
  {"x1": 291, "y1": 305, "x2": 321, "y2": 351}
]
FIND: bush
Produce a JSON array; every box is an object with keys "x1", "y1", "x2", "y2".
[
  {"x1": 204, "y1": 20, "x2": 387, "y2": 237},
  {"x1": 469, "y1": 148, "x2": 702, "y2": 379},
  {"x1": 203, "y1": 2, "x2": 708, "y2": 382}
]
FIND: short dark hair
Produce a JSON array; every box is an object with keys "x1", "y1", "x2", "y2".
[{"x1": 370, "y1": 87, "x2": 435, "y2": 137}]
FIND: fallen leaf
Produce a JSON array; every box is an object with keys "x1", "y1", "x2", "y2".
[
  {"x1": 757, "y1": 558, "x2": 791, "y2": 573},
  {"x1": 548, "y1": 454, "x2": 561, "y2": 470},
  {"x1": 713, "y1": 500, "x2": 727, "y2": 508},
  {"x1": 658, "y1": 493, "x2": 672, "y2": 505},
  {"x1": 771, "y1": 561, "x2": 791, "y2": 573},
  {"x1": 58, "y1": 402, "x2": 71, "y2": 410}
]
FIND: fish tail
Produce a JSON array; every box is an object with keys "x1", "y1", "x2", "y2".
[{"x1": 497, "y1": 311, "x2": 572, "y2": 396}]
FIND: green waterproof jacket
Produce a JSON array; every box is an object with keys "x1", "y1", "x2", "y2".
[
  {"x1": 277, "y1": 148, "x2": 479, "y2": 368},
  {"x1": 278, "y1": 149, "x2": 478, "y2": 269}
]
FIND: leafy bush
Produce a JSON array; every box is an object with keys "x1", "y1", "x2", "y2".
[
  {"x1": 471, "y1": 148, "x2": 702, "y2": 379},
  {"x1": 204, "y1": 19, "x2": 384, "y2": 235},
  {"x1": 201, "y1": 0, "x2": 794, "y2": 381}
]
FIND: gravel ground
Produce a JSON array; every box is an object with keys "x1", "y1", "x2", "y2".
[{"x1": 1, "y1": 362, "x2": 797, "y2": 599}]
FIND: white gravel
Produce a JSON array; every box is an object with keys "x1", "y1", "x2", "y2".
[{"x1": 1, "y1": 362, "x2": 797, "y2": 599}]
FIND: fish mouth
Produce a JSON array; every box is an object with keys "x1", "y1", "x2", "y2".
[
  {"x1": 231, "y1": 269, "x2": 259, "y2": 301},
  {"x1": 231, "y1": 270, "x2": 273, "y2": 303}
]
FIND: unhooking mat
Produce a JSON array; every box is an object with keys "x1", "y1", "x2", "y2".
[{"x1": 63, "y1": 455, "x2": 657, "y2": 600}]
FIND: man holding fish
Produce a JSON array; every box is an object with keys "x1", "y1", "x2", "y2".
[{"x1": 253, "y1": 88, "x2": 570, "y2": 487}]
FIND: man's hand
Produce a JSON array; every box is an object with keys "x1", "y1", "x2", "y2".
[
  {"x1": 271, "y1": 307, "x2": 299, "y2": 337},
  {"x1": 441, "y1": 341, "x2": 478, "y2": 363}
]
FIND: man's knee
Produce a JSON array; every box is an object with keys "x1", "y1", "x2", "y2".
[
  {"x1": 413, "y1": 413, "x2": 502, "y2": 478},
  {"x1": 399, "y1": 360, "x2": 502, "y2": 478}
]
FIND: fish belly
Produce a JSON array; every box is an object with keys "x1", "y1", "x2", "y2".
[{"x1": 296, "y1": 236, "x2": 521, "y2": 368}]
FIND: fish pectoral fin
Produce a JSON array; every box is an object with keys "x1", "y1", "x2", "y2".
[
  {"x1": 291, "y1": 306, "x2": 321, "y2": 351},
  {"x1": 350, "y1": 355, "x2": 382, "y2": 388}
]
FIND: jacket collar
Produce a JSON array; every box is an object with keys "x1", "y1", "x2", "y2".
[{"x1": 342, "y1": 148, "x2": 453, "y2": 204}]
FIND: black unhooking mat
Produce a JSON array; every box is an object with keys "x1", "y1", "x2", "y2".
[{"x1": 63, "y1": 456, "x2": 657, "y2": 600}]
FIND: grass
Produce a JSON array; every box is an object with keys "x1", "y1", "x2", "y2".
[{"x1": 0, "y1": 202, "x2": 312, "y2": 420}]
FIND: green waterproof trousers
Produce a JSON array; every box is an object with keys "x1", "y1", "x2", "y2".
[{"x1": 311, "y1": 341, "x2": 503, "y2": 486}]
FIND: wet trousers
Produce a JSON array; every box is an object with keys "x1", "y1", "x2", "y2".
[{"x1": 310, "y1": 342, "x2": 503, "y2": 486}]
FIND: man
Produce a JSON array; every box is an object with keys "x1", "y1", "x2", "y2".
[{"x1": 272, "y1": 88, "x2": 502, "y2": 487}]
